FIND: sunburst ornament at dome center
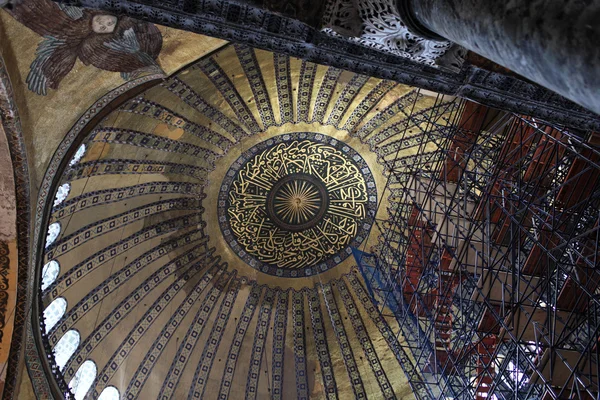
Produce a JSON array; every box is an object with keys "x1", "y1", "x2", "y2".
[
  {"x1": 218, "y1": 133, "x2": 377, "y2": 277},
  {"x1": 275, "y1": 180, "x2": 321, "y2": 223},
  {"x1": 267, "y1": 174, "x2": 328, "y2": 231}
]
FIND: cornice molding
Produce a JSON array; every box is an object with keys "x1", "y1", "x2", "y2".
[{"x1": 54, "y1": 0, "x2": 600, "y2": 131}]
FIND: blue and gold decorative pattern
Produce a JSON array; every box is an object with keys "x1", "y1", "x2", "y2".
[
  {"x1": 296, "y1": 61, "x2": 317, "y2": 122},
  {"x1": 217, "y1": 284, "x2": 263, "y2": 399},
  {"x1": 61, "y1": 245, "x2": 213, "y2": 381},
  {"x1": 346, "y1": 272, "x2": 431, "y2": 398},
  {"x1": 245, "y1": 287, "x2": 275, "y2": 400},
  {"x1": 91, "y1": 261, "x2": 223, "y2": 398},
  {"x1": 187, "y1": 276, "x2": 242, "y2": 399},
  {"x1": 355, "y1": 90, "x2": 421, "y2": 140},
  {"x1": 366, "y1": 101, "x2": 460, "y2": 151},
  {"x1": 49, "y1": 234, "x2": 208, "y2": 346},
  {"x1": 45, "y1": 198, "x2": 202, "y2": 262},
  {"x1": 89, "y1": 128, "x2": 218, "y2": 167},
  {"x1": 234, "y1": 44, "x2": 276, "y2": 130},
  {"x1": 325, "y1": 74, "x2": 370, "y2": 127},
  {"x1": 376, "y1": 130, "x2": 423, "y2": 159},
  {"x1": 292, "y1": 290, "x2": 308, "y2": 400},
  {"x1": 45, "y1": 216, "x2": 202, "y2": 302},
  {"x1": 124, "y1": 268, "x2": 231, "y2": 400},
  {"x1": 322, "y1": 283, "x2": 367, "y2": 399},
  {"x1": 165, "y1": 78, "x2": 248, "y2": 141},
  {"x1": 307, "y1": 287, "x2": 338, "y2": 400},
  {"x1": 119, "y1": 98, "x2": 234, "y2": 152},
  {"x1": 311, "y1": 67, "x2": 342, "y2": 124},
  {"x1": 336, "y1": 278, "x2": 396, "y2": 399},
  {"x1": 65, "y1": 159, "x2": 209, "y2": 182},
  {"x1": 158, "y1": 268, "x2": 234, "y2": 399},
  {"x1": 50, "y1": 183, "x2": 204, "y2": 223},
  {"x1": 270, "y1": 289, "x2": 289, "y2": 400},
  {"x1": 273, "y1": 53, "x2": 293, "y2": 125},
  {"x1": 342, "y1": 80, "x2": 398, "y2": 133},
  {"x1": 195, "y1": 58, "x2": 261, "y2": 134}
]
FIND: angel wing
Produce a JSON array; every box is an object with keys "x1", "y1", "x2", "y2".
[
  {"x1": 57, "y1": 3, "x2": 84, "y2": 20},
  {"x1": 104, "y1": 28, "x2": 146, "y2": 56},
  {"x1": 7, "y1": 0, "x2": 91, "y2": 39},
  {"x1": 128, "y1": 18, "x2": 163, "y2": 60},
  {"x1": 27, "y1": 35, "x2": 78, "y2": 95},
  {"x1": 79, "y1": 19, "x2": 163, "y2": 76}
]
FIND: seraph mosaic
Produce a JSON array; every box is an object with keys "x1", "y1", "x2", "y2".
[{"x1": 7, "y1": 0, "x2": 163, "y2": 95}]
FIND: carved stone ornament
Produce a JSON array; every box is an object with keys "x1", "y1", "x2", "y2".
[{"x1": 321, "y1": 0, "x2": 466, "y2": 72}]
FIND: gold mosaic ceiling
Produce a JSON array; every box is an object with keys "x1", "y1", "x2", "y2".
[{"x1": 41, "y1": 43, "x2": 460, "y2": 399}]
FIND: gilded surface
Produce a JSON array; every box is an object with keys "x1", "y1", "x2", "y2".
[
  {"x1": 18, "y1": 40, "x2": 463, "y2": 400},
  {"x1": 220, "y1": 134, "x2": 376, "y2": 275},
  {"x1": 0, "y1": 8, "x2": 227, "y2": 191}
]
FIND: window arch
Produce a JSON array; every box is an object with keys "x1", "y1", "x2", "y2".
[
  {"x1": 41, "y1": 260, "x2": 60, "y2": 291},
  {"x1": 69, "y1": 144, "x2": 86, "y2": 167},
  {"x1": 53, "y1": 183, "x2": 71, "y2": 207},
  {"x1": 43, "y1": 297, "x2": 66, "y2": 332},
  {"x1": 69, "y1": 360, "x2": 97, "y2": 400},
  {"x1": 45, "y1": 222, "x2": 61, "y2": 248},
  {"x1": 98, "y1": 386, "x2": 120, "y2": 400},
  {"x1": 52, "y1": 329, "x2": 80, "y2": 371}
]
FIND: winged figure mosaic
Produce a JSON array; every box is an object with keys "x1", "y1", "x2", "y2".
[{"x1": 6, "y1": 0, "x2": 164, "y2": 95}]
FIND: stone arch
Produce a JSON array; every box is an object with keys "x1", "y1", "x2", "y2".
[{"x1": 0, "y1": 53, "x2": 30, "y2": 400}]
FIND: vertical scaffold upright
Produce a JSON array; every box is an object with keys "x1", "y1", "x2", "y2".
[{"x1": 356, "y1": 96, "x2": 600, "y2": 400}]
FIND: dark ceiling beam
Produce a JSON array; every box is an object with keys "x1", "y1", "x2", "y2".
[{"x1": 54, "y1": 0, "x2": 600, "y2": 132}]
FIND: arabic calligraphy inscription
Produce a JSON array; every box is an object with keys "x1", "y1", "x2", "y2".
[{"x1": 218, "y1": 133, "x2": 377, "y2": 277}]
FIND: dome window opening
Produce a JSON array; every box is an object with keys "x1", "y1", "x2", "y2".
[
  {"x1": 52, "y1": 329, "x2": 80, "y2": 371},
  {"x1": 43, "y1": 297, "x2": 66, "y2": 333},
  {"x1": 45, "y1": 222, "x2": 61, "y2": 248},
  {"x1": 69, "y1": 144, "x2": 87, "y2": 167},
  {"x1": 53, "y1": 183, "x2": 71, "y2": 207},
  {"x1": 98, "y1": 386, "x2": 120, "y2": 400},
  {"x1": 41, "y1": 260, "x2": 60, "y2": 291},
  {"x1": 69, "y1": 360, "x2": 97, "y2": 400}
]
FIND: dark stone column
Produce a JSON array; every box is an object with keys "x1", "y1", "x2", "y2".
[{"x1": 397, "y1": 0, "x2": 600, "y2": 115}]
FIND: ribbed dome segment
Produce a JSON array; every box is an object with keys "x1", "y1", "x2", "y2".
[{"x1": 40, "y1": 43, "x2": 459, "y2": 399}]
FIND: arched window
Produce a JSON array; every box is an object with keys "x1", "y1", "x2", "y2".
[
  {"x1": 41, "y1": 260, "x2": 60, "y2": 291},
  {"x1": 43, "y1": 297, "x2": 66, "y2": 332},
  {"x1": 69, "y1": 144, "x2": 86, "y2": 167},
  {"x1": 45, "y1": 222, "x2": 61, "y2": 248},
  {"x1": 52, "y1": 330, "x2": 80, "y2": 371},
  {"x1": 53, "y1": 183, "x2": 71, "y2": 207},
  {"x1": 98, "y1": 386, "x2": 120, "y2": 400},
  {"x1": 69, "y1": 360, "x2": 97, "y2": 400}
]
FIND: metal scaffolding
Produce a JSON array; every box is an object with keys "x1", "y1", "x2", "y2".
[{"x1": 356, "y1": 97, "x2": 600, "y2": 400}]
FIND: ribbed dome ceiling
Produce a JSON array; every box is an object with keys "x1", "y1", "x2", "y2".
[{"x1": 40, "y1": 43, "x2": 460, "y2": 399}]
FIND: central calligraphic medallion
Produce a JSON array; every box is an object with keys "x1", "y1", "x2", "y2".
[{"x1": 218, "y1": 133, "x2": 377, "y2": 277}]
